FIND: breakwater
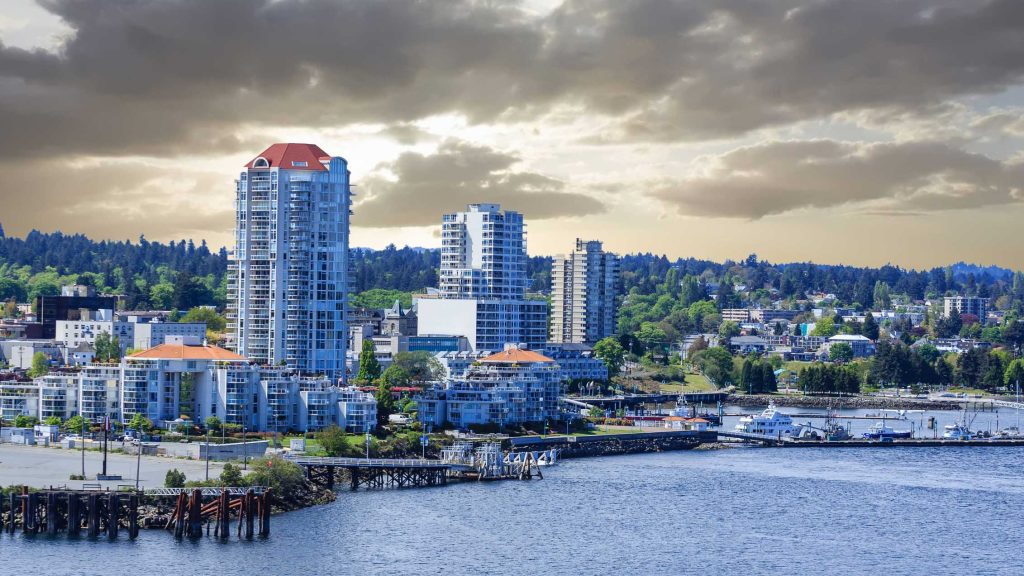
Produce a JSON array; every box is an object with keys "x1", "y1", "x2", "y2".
[
  {"x1": 727, "y1": 394, "x2": 955, "y2": 410},
  {"x1": 507, "y1": 430, "x2": 716, "y2": 459}
]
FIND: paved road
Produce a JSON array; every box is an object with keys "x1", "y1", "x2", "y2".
[{"x1": 0, "y1": 443, "x2": 225, "y2": 490}]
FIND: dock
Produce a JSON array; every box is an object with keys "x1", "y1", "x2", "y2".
[
  {"x1": 0, "y1": 486, "x2": 272, "y2": 541},
  {"x1": 717, "y1": 431, "x2": 1024, "y2": 448}
]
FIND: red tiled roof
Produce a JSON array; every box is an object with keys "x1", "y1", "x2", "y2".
[
  {"x1": 479, "y1": 348, "x2": 555, "y2": 364},
  {"x1": 128, "y1": 343, "x2": 247, "y2": 361},
  {"x1": 245, "y1": 143, "x2": 331, "y2": 171}
]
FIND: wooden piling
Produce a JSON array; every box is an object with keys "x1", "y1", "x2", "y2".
[
  {"x1": 188, "y1": 489, "x2": 202, "y2": 537},
  {"x1": 68, "y1": 493, "x2": 81, "y2": 536},
  {"x1": 128, "y1": 493, "x2": 139, "y2": 539},
  {"x1": 173, "y1": 492, "x2": 186, "y2": 538},
  {"x1": 46, "y1": 492, "x2": 58, "y2": 535},
  {"x1": 216, "y1": 490, "x2": 229, "y2": 539},
  {"x1": 108, "y1": 493, "x2": 119, "y2": 539},
  {"x1": 8, "y1": 491, "x2": 17, "y2": 534},
  {"x1": 26, "y1": 491, "x2": 38, "y2": 534},
  {"x1": 259, "y1": 490, "x2": 271, "y2": 536},
  {"x1": 88, "y1": 493, "x2": 99, "y2": 537},
  {"x1": 244, "y1": 489, "x2": 255, "y2": 539}
]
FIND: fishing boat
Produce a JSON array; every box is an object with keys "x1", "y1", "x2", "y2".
[
  {"x1": 735, "y1": 402, "x2": 802, "y2": 437},
  {"x1": 942, "y1": 423, "x2": 973, "y2": 440},
  {"x1": 862, "y1": 422, "x2": 913, "y2": 440}
]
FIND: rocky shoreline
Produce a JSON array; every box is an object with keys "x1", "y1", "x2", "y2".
[
  {"x1": 726, "y1": 394, "x2": 958, "y2": 410},
  {"x1": 137, "y1": 480, "x2": 336, "y2": 530}
]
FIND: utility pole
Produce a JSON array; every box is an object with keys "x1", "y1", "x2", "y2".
[
  {"x1": 101, "y1": 416, "x2": 108, "y2": 477},
  {"x1": 134, "y1": 424, "x2": 142, "y2": 491},
  {"x1": 81, "y1": 419, "x2": 87, "y2": 478},
  {"x1": 242, "y1": 421, "x2": 248, "y2": 470},
  {"x1": 205, "y1": 430, "x2": 211, "y2": 481}
]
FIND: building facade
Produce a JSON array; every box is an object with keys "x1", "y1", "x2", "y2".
[
  {"x1": 549, "y1": 239, "x2": 618, "y2": 345},
  {"x1": 416, "y1": 346, "x2": 562, "y2": 429},
  {"x1": 227, "y1": 143, "x2": 351, "y2": 379},
  {"x1": 943, "y1": 296, "x2": 988, "y2": 321},
  {"x1": 419, "y1": 203, "x2": 547, "y2": 351}
]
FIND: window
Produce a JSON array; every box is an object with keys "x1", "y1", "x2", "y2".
[{"x1": 291, "y1": 161, "x2": 308, "y2": 167}]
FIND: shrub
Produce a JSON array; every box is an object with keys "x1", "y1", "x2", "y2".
[
  {"x1": 164, "y1": 469, "x2": 186, "y2": 488},
  {"x1": 220, "y1": 462, "x2": 243, "y2": 486}
]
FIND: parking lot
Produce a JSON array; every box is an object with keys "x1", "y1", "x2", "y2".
[{"x1": 0, "y1": 443, "x2": 224, "y2": 490}]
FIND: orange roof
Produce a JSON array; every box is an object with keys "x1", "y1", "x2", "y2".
[
  {"x1": 128, "y1": 343, "x2": 247, "y2": 361},
  {"x1": 479, "y1": 348, "x2": 554, "y2": 364},
  {"x1": 245, "y1": 143, "x2": 331, "y2": 171}
]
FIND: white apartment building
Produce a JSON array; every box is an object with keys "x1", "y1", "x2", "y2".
[
  {"x1": 549, "y1": 239, "x2": 618, "y2": 345},
  {"x1": 439, "y1": 203, "x2": 526, "y2": 299},
  {"x1": 11, "y1": 337, "x2": 376, "y2": 432},
  {"x1": 419, "y1": 204, "x2": 548, "y2": 351},
  {"x1": 227, "y1": 143, "x2": 351, "y2": 379},
  {"x1": 943, "y1": 296, "x2": 988, "y2": 321},
  {"x1": 416, "y1": 346, "x2": 562, "y2": 429},
  {"x1": 56, "y1": 311, "x2": 206, "y2": 354}
]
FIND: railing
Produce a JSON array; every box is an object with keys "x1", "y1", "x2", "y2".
[
  {"x1": 285, "y1": 456, "x2": 469, "y2": 470},
  {"x1": 146, "y1": 487, "x2": 268, "y2": 496}
]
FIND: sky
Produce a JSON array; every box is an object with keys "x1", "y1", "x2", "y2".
[{"x1": 1, "y1": 0, "x2": 1023, "y2": 270}]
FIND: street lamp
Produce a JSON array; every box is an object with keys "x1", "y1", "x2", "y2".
[{"x1": 364, "y1": 425, "x2": 371, "y2": 460}]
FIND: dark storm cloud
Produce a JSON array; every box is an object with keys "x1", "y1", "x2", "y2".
[
  {"x1": 1, "y1": 0, "x2": 1023, "y2": 157},
  {"x1": 651, "y1": 140, "x2": 1024, "y2": 218},
  {"x1": 353, "y1": 139, "x2": 605, "y2": 227},
  {"x1": 0, "y1": 158, "x2": 234, "y2": 239}
]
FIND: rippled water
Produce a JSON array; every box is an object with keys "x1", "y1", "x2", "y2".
[{"x1": 4, "y1": 442, "x2": 1023, "y2": 576}]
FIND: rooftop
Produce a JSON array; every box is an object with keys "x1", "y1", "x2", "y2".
[
  {"x1": 479, "y1": 348, "x2": 555, "y2": 364},
  {"x1": 128, "y1": 343, "x2": 247, "y2": 361},
  {"x1": 246, "y1": 143, "x2": 332, "y2": 171}
]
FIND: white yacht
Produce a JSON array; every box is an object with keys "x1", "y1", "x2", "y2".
[
  {"x1": 943, "y1": 423, "x2": 973, "y2": 440},
  {"x1": 735, "y1": 402, "x2": 802, "y2": 437}
]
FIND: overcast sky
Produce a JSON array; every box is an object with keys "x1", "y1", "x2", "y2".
[{"x1": 2, "y1": 0, "x2": 1023, "y2": 269}]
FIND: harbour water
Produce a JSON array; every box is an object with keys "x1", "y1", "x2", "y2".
[{"x1": 3, "y1": 439, "x2": 1023, "y2": 575}]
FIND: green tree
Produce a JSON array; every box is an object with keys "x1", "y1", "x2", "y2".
[
  {"x1": 761, "y1": 363, "x2": 778, "y2": 393},
  {"x1": 28, "y1": 352, "x2": 49, "y2": 378},
  {"x1": 862, "y1": 312, "x2": 880, "y2": 340},
  {"x1": 180, "y1": 306, "x2": 227, "y2": 332},
  {"x1": 204, "y1": 415, "x2": 222, "y2": 432},
  {"x1": 165, "y1": 469, "x2": 186, "y2": 488},
  {"x1": 829, "y1": 342, "x2": 854, "y2": 363},
  {"x1": 128, "y1": 413, "x2": 153, "y2": 433},
  {"x1": 351, "y1": 289, "x2": 414, "y2": 310},
  {"x1": 63, "y1": 414, "x2": 88, "y2": 434},
  {"x1": 635, "y1": 322, "x2": 668, "y2": 355},
  {"x1": 220, "y1": 462, "x2": 243, "y2": 486},
  {"x1": 243, "y1": 455, "x2": 305, "y2": 494},
  {"x1": 593, "y1": 337, "x2": 625, "y2": 377},
  {"x1": 43, "y1": 415, "x2": 62, "y2": 426},
  {"x1": 318, "y1": 425, "x2": 350, "y2": 457},
  {"x1": 718, "y1": 321, "x2": 741, "y2": 340},
  {"x1": 1005, "y1": 358, "x2": 1024, "y2": 390},
  {"x1": 356, "y1": 338, "x2": 382, "y2": 382},
  {"x1": 691, "y1": 347, "x2": 735, "y2": 387},
  {"x1": 391, "y1": 351, "x2": 445, "y2": 383},
  {"x1": 149, "y1": 282, "x2": 174, "y2": 309},
  {"x1": 811, "y1": 317, "x2": 837, "y2": 337},
  {"x1": 376, "y1": 367, "x2": 404, "y2": 425},
  {"x1": 13, "y1": 415, "x2": 37, "y2": 428}
]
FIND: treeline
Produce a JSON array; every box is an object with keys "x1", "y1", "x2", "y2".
[{"x1": 799, "y1": 364, "x2": 862, "y2": 394}]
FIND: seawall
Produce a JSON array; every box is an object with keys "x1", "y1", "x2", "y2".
[{"x1": 506, "y1": 431, "x2": 716, "y2": 459}]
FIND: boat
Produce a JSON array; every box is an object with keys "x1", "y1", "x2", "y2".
[
  {"x1": 734, "y1": 402, "x2": 803, "y2": 437},
  {"x1": 862, "y1": 422, "x2": 913, "y2": 440},
  {"x1": 942, "y1": 423, "x2": 973, "y2": 440}
]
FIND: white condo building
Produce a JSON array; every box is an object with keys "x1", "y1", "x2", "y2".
[
  {"x1": 418, "y1": 204, "x2": 547, "y2": 351},
  {"x1": 227, "y1": 143, "x2": 351, "y2": 379},
  {"x1": 549, "y1": 239, "x2": 618, "y2": 345}
]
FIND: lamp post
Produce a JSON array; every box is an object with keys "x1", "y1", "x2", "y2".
[
  {"x1": 134, "y1": 423, "x2": 142, "y2": 491},
  {"x1": 205, "y1": 429, "x2": 210, "y2": 481},
  {"x1": 364, "y1": 425, "x2": 371, "y2": 460},
  {"x1": 80, "y1": 419, "x2": 87, "y2": 478}
]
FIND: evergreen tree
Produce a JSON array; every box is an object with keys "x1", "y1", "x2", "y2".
[
  {"x1": 862, "y1": 312, "x2": 879, "y2": 340},
  {"x1": 356, "y1": 338, "x2": 382, "y2": 382}
]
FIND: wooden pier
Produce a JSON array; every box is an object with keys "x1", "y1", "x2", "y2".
[
  {"x1": 0, "y1": 486, "x2": 271, "y2": 541},
  {"x1": 0, "y1": 486, "x2": 140, "y2": 539},
  {"x1": 157, "y1": 487, "x2": 271, "y2": 539},
  {"x1": 287, "y1": 457, "x2": 474, "y2": 490},
  {"x1": 717, "y1": 431, "x2": 1024, "y2": 448}
]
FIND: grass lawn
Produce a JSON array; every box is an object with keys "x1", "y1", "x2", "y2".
[{"x1": 658, "y1": 373, "x2": 716, "y2": 393}]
